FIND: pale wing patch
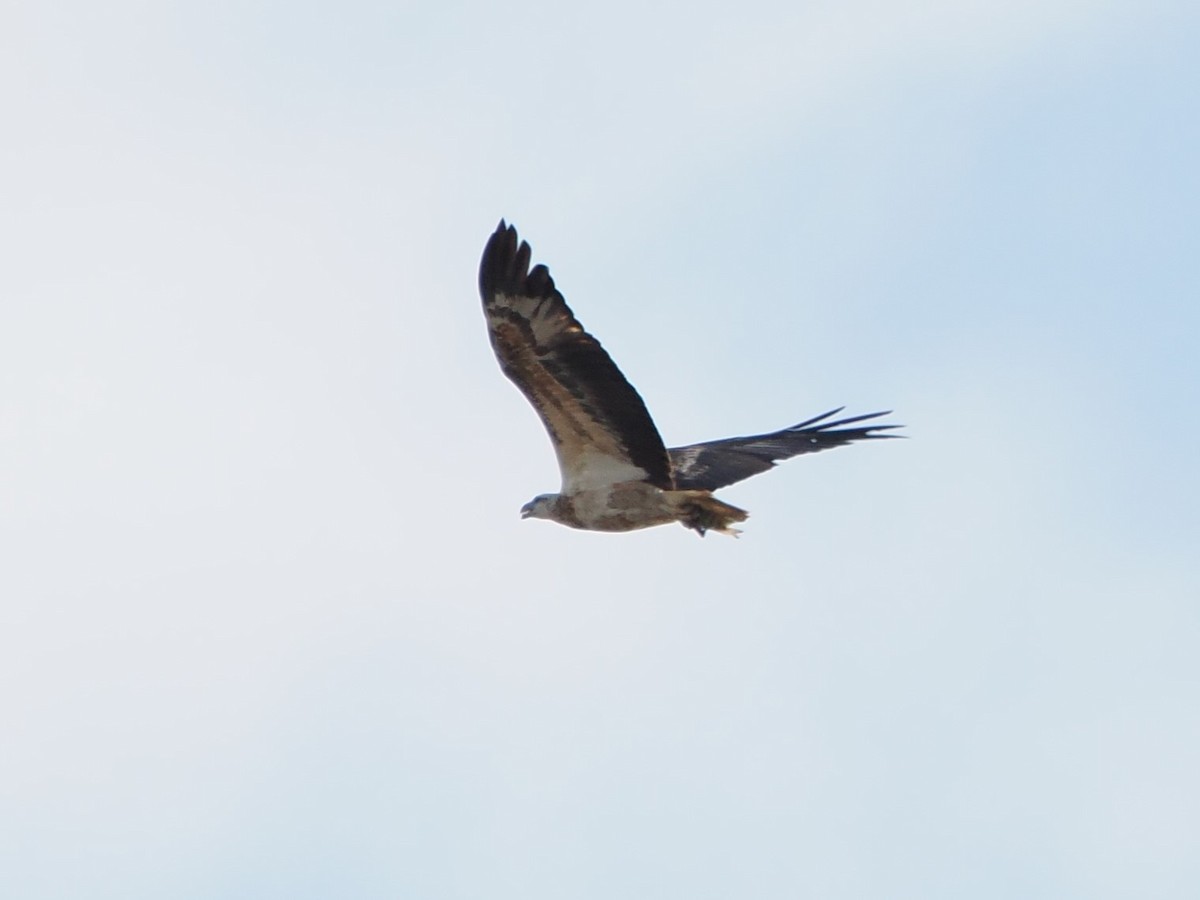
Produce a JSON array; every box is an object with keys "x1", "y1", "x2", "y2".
[
  {"x1": 490, "y1": 291, "x2": 575, "y2": 346},
  {"x1": 560, "y1": 448, "x2": 649, "y2": 493}
]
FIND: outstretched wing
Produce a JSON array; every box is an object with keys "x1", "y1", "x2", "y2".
[
  {"x1": 479, "y1": 220, "x2": 672, "y2": 492},
  {"x1": 669, "y1": 408, "x2": 901, "y2": 491}
]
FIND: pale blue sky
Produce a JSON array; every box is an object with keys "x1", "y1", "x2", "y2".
[{"x1": 2, "y1": 2, "x2": 1198, "y2": 898}]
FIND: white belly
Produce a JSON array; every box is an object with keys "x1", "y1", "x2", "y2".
[{"x1": 566, "y1": 482, "x2": 676, "y2": 532}]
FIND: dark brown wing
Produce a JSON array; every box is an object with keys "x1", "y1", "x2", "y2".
[
  {"x1": 479, "y1": 220, "x2": 672, "y2": 492},
  {"x1": 669, "y1": 408, "x2": 902, "y2": 491}
]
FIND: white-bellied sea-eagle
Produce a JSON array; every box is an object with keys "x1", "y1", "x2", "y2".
[{"x1": 480, "y1": 220, "x2": 900, "y2": 537}]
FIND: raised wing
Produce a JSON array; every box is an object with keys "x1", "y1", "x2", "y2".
[
  {"x1": 479, "y1": 220, "x2": 672, "y2": 492},
  {"x1": 669, "y1": 408, "x2": 901, "y2": 491}
]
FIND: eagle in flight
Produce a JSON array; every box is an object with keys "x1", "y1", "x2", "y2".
[{"x1": 480, "y1": 220, "x2": 900, "y2": 536}]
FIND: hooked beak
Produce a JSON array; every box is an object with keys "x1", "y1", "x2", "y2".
[{"x1": 520, "y1": 503, "x2": 534, "y2": 519}]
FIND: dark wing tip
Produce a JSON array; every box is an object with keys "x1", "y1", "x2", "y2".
[
  {"x1": 787, "y1": 408, "x2": 904, "y2": 440},
  {"x1": 789, "y1": 407, "x2": 896, "y2": 430},
  {"x1": 783, "y1": 408, "x2": 904, "y2": 437},
  {"x1": 479, "y1": 220, "x2": 557, "y2": 303},
  {"x1": 479, "y1": 220, "x2": 517, "y2": 301},
  {"x1": 525, "y1": 263, "x2": 556, "y2": 298}
]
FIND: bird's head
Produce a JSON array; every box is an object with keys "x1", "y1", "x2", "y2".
[{"x1": 520, "y1": 494, "x2": 558, "y2": 521}]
